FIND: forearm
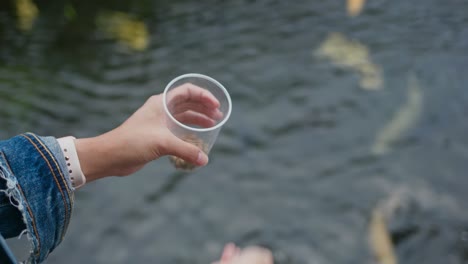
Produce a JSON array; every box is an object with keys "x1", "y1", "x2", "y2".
[
  {"x1": 75, "y1": 129, "x2": 143, "y2": 182},
  {"x1": 75, "y1": 135, "x2": 111, "y2": 183}
]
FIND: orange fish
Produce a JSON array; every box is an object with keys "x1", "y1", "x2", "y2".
[{"x1": 347, "y1": 0, "x2": 366, "y2": 17}]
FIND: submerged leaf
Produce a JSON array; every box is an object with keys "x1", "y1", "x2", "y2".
[{"x1": 64, "y1": 3, "x2": 77, "y2": 21}]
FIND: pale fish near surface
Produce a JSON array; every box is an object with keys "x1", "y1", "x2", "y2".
[
  {"x1": 15, "y1": 0, "x2": 38, "y2": 32},
  {"x1": 314, "y1": 32, "x2": 383, "y2": 90},
  {"x1": 368, "y1": 182, "x2": 465, "y2": 264},
  {"x1": 96, "y1": 11, "x2": 149, "y2": 51},
  {"x1": 369, "y1": 209, "x2": 398, "y2": 264},
  {"x1": 372, "y1": 74, "x2": 423, "y2": 155},
  {"x1": 347, "y1": 0, "x2": 367, "y2": 17}
]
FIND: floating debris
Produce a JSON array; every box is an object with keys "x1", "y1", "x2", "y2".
[
  {"x1": 369, "y1": 208, "x2": 398, "y2": 264},
  {"x1": 15, "y1": 0, "x2": 38, "y2": 32},
  {"x1": 169, "y1": 134, "x2": 209, "y2": 171},
  {"x1": 96, "y1": 11, "x2": 149, "y2": 51},
  {"x1": 347, "y1": 0, "x2": 366, "y2": 17},
  {"x1": 372, "y1": 74, "x2": 423, "y2": 155},
  {"x1": 315, "y1": 32, "x2": 383, "y2": 90}
]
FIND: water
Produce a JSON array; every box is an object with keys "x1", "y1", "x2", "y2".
[{"x1": 1, "y1": 0, "x2": 468, "y2": 263}]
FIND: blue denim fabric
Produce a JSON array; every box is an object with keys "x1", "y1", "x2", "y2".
[{"x1": 0, "y1": 133, "x2": 75, "y2": 264}]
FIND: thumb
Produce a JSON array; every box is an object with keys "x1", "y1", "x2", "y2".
[{"x1": 164, "y1": 135, "x2": 209, "y2": 166}]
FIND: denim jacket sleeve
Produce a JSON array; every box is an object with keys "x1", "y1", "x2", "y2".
[{"x1": 0, "y1": 133, "x2": 75, "y2": 264}]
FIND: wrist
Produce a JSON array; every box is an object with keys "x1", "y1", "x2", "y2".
[
  {"x1": 75, "y1": 129, "x2": 141, "y2": 182},
  {"x1": 75, "y1": 135, "x2": 115, "y2": 182}
]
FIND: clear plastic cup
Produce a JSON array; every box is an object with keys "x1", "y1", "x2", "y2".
[{"x1": 163, "y1": 73, "x2": 232, "y2": 170}]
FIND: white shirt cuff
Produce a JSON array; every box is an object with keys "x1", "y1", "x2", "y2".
[{"x1": 57, "y1": 136, "x2": 86, "y2": 189}]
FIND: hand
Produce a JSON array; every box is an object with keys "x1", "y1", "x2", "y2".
[
  {"x1": 213, "y1": 243, "x2": 274, "y2": 264},
  {"x1": 75, "y1": 84, "x2": 222, "y2": 182}
]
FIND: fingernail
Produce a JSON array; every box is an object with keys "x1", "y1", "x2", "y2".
[
  {"x1": 216, "y1": 109, "x2": 224, "y2": 119},
  {"x1": 196, "y1": 151, "x2": 209, "y2": 166},
  {"x1": 221, "y1": 243, "x2": 236, "y2": 261}
]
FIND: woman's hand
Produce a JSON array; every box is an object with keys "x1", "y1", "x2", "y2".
[
  {"x1": 213, "y1": 243, "x2": 274, "y2": 264},
  {"x1": 75, "y1": 84, "x2": 222, "y2": 182}
]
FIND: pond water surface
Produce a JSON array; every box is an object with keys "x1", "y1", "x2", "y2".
[{"x1": 1, "y1": 0, "x2": 468, "y2": 263}]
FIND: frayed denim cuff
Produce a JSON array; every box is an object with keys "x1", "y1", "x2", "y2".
[{"x1": 0, "y1": 133, "x2": 74, "y2": 263}]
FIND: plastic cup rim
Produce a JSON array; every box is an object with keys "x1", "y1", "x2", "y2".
[{"x1": 163, "y1": 73, "x2": 232, "y2": 133}]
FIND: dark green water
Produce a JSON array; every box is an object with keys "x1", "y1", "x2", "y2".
[{"x1": 1, "y1": 0, "x2": 468, "y2": 263}]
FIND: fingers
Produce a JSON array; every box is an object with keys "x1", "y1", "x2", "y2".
[
  {"x1": 216, "y1": 243, "x2": 274, "y2": 264},
  {"x1": 162, "y1": 134, "x2": 208, "y2": 166},
  {"x1": 237, "y1": 247, "x2": 273, "y2": 264},
  {"x1": 167, "y1": 83, "x2": 220, "y2": 109},
  {"x1": 215, "y1": 243, "x2": 241, "y2": 264},
  {"x1": 174, "y1": 110, "x2": 217, "y2": 128},
  {"x1": 171, "y1": 102, "x2": 224, "y2": 120},
  {"x1": 221, "y1": 243, "x2": 238, "y2": 263},
  {"x1": 166, "y1": 84, "x2": 223, "y2": 120}
]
